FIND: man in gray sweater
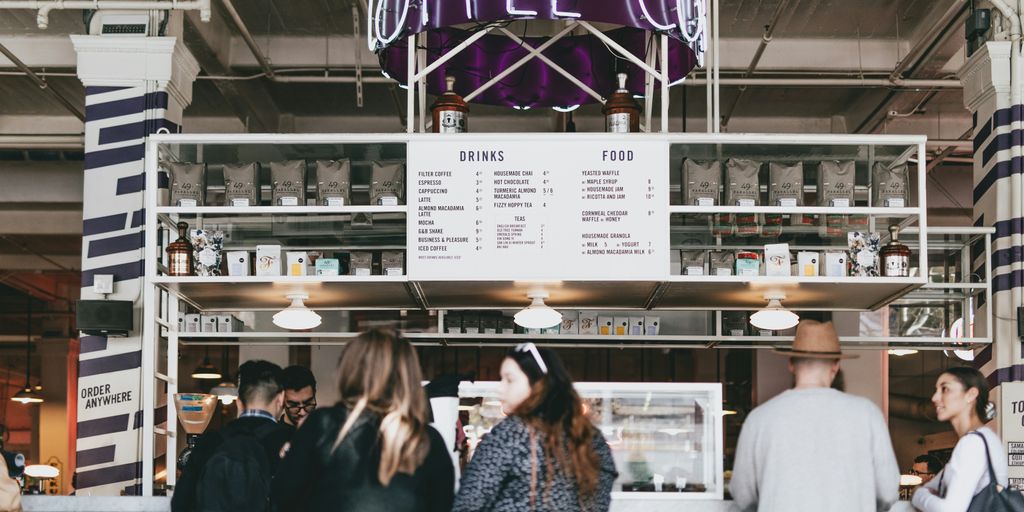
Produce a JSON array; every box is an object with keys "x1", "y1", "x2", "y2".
[{"x1": 730, "y1": 320, "x2": 900, "y2": 512}]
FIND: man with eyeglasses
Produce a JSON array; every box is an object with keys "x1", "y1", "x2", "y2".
[{"x1": 280, "y1": 365, "x2": 317, "y2": 428}]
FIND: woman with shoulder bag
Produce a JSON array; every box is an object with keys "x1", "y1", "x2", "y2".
[
  {"x1": 452, "y1": 343, "x2": 618, "y2": 512},
  {"x1": 912, "y1": 367, "x2": 1016, "y2": 511},
  {"x1": 271, "y1": 328, "x2": 454, "y2": 512}
]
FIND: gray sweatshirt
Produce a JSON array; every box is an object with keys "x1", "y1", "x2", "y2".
[{"x1": 730, "y1": 387, "x2": 900, "y2": 512}]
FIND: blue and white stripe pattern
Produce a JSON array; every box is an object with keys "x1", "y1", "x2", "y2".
[
  {"x1": 970, "y1": 103, "x2": 1024, "y2": 389},
  {"x1": 76, "y1": 84, "x2": 180, "y2": 495}
]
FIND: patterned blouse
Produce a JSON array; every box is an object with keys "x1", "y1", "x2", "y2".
[{"x1": 452, "y1": 415, "x2": 618, "y2": 512}]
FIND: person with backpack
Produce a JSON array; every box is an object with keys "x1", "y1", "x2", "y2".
[
  {"x1": 912, "y1": 367, "x2": 1014, "y2": 511},
  {"x1": 171, "y1": 360, "x2": 291, "y2": 512},
  {"x1": 451, "y1": 343, "x2": 617, "y2": 512},
  {"x1": 270, "y1": 328, "x2": 454, "y2": 512}
]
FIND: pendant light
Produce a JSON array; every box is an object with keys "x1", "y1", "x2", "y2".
[
  {"x1": 209, "y1": 346, "x2": 238, "y2": 405},
  {"x1": 12, "y1": 296, "x2": 43, "y2": 405},
  {"x1": 749, "y1": 293, "x2": 800, "y2": 331},
  {"x1": 272, "y1": 294, "x2": 322, "y2": 331},
  {"x1": 513, "y1": 290, "x2": 562, "y2": 329},
  {"x1": 191, "y1": 347, "x2": 222, "y2": 380}
]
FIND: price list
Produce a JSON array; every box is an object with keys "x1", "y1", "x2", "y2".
[{"x1": 407, "y1": 139, "x2": 668, "y2": 280}]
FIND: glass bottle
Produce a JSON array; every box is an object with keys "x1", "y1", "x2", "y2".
[
  {"x1": 602, "y1": 73, "x2": 641, "y2": 133},
  {"x1": 880, "y1": 224, "x2": 911, "y2": 277},
  {"x1": 431, "y1": 76, "x2": 469, "y2": 133},
  {"x1": 166, "y1": 221, "x2": 194, "y2": 276}
]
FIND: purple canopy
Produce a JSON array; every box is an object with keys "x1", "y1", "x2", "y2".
[{"x1": 379, "y1": 27, "x2": 698, "y2": 108}]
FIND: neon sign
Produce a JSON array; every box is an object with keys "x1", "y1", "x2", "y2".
[{"x1": 368, "y1": 0, "x2": 707, "y2": 66}]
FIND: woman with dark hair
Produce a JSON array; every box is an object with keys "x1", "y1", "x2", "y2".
[
  {"x1": 452, "y1": 343, "x2": 617, "y2": 512},
  {"x1": 271, "y1": 328, "x2": 454, "y2": 512},
  {"x1": 912, "y1": 366, "x2": 1008, "y2": 511}
]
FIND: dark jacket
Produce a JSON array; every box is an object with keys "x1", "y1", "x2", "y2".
[
  {"x1": 271, "y1": 404, "x2": 455, "y2": 512},
  {"x1": 171, "y1": 416, "x2": 292, "y2": 512},
  {"x1": 451, "y1": 416, "x2": 618, "y2": 512}
]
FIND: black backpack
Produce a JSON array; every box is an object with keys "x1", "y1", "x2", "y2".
[{"x1": 195, "y1": 421, "x2": 277, "y2": 512}]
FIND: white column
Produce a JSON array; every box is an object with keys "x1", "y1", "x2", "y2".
[{"x1": 71, "y1": 35, "x2": 198, "y2": 496}]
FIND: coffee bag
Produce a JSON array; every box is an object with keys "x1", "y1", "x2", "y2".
[
  {"x1": 223, "y1": 162, "x2": 261, "y2": 206},
  {"x1": 271, "y1": 160, "x2": 307, "y2": 206},
  {"x1": 768, "y1": 162, "x2": 804, "y2": 206},
  {"x1": 872, "y1": 161, "x2": 909, "y2": 207},
  {"x1": 725, "y1": 158, "x2": 761, "y2": 206},
  {"x1": 315, "y1": 159, "x2": 352, "y2": 206},
  {"x1": 682, "y1": 159, "x2": 721, "y2": 206},
  {"x1": 167, "y1": 162, "x2": 206, "y2": 207},
  {"x1": 370, "y1": 161, "x2": 405, "y2": 206},
  {"x1": 817, "y1": 160, "x2": 855, "y2": 207}
]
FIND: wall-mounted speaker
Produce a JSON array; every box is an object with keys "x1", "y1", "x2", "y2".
[{"x1": 76, "y1": 300, "x2": 134, "y2": 337}]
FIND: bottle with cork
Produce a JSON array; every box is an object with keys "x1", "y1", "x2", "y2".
[
  {"x1": 430, "y1": 76, "x2": 469, "y2": 133},
  {"x1": 880, "y1": 224, "x2": 911, "y2": 277},
  {"x1": 166, "y1": 221, "x2": 194, "y2": 276},
  {"x1": 602, "y1": 72, "x2": 641, "y2": 133}
]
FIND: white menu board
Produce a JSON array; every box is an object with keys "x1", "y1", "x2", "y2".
[{"x1": 407, "y1": 138, "x2": 669, "y2": 280}]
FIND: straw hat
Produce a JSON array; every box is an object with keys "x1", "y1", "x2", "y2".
[{"x1": 773, "y1": 320, "x2": 858, "y2": 359}]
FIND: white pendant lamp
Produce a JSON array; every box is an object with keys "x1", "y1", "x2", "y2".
[
  {"x1": 888, "y1": 349, "x2": 919, "y2": 357},
  {"x1": 749, "y1": 293, "x2": 800, "y2": 331},
  {"x1": 513, "y1": 290, "x2": 562, "y2": 329},
  {"x1": 273, "y1": 293, "x2": 322, "y2": 330},
  {"x1": 210, "y1": 382, "x2": 238, "y2": 405}
]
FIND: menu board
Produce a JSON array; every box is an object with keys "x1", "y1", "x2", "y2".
[{"x1": 407, "y1": 139, "x2": 668, "y2": 280}]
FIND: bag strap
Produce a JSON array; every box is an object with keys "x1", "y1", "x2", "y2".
[{"x1": 972, "y1": 431, "x2": 1000, "y2": 486}]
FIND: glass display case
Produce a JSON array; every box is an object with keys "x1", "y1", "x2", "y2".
[{"x1": 457, "y1": 382, "x2": 724, "y2": 500}]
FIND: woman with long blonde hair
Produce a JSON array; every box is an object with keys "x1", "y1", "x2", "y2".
[{"x1": 271, "y1": 328, "x2": 454, "y2": 511}]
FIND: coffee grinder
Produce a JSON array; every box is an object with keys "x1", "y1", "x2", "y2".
[{"x1": 173, "y1": 393, "x2": 217, "y2": 470}]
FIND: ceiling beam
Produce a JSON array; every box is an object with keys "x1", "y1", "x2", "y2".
[{"x1": 182, "y1": 9, "x2": 281, "y2": 132}]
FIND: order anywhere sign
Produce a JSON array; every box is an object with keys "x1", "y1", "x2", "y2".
[{"x1": 1002, "y1": 382, "x2": 1024, "y2": 490}]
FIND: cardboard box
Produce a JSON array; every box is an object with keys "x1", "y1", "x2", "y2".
[
  {"x1": 560, "y1": 311, "x2": 579, "y2": 335},
  {"x1": 598, "y1": 316, "x2": 614, "y2": 336},
  {"x1": 579, "y1": 312, "x2": 598, "y2": 335},
  {"x1": 177, "y1": 316, "x2": 186, "y2": 333},
  {"x1": 629, "y1": 317, "x2": 644, "y2": 336},
  {"x1": 797, "y1": 251, "x2": 820, "y2": 277},
  {"x1": 286, "y1": 251, "x2": 309, "y2": 276},
  {"x1": 764, "y1": 243, "x2": 791, "y2": 277},
  {"x1": 227, "y1": 251, "x2": 250, "y2": 276},
  {"x1": 200, "y1": 315, "x2": 218, "y2": 333},
  {"x1": 216, "y1": 315, "x2": 244, "y2": 333},
  {"x1": 481, "y1": 313, "x2": 499, "y2": 335},
  {"x1": 825, "y1": 251, "x2": 848, "y2": 277},
  {"x1": 255, "y1": 245, "x2": 282, "y2": 276},
  {"x1": 462, "y1": 313, "x2": 481, "y2": 334},
  {"x1": 736, "y1": 252, "x2": 760, "y2": 276},
  {"x1": 445, "y1": 312, "x2": 462, "y2": 334},
  {"x1": 613, "y1": 317, "x2": 629, "y2": 336},
  {"x1": 315, "y1": 258, "x2": 340, "y2": 276},
  {"x1": 184, "y1": 314, "x2": 201, "y2": 333},
  {"x1": 644, "y1": 316, "x2": 660, "y2": 336}
]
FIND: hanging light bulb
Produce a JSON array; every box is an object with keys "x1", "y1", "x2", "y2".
[
  {"x1": 513, "y1": 290, "x2": 562, "y2": 329},
  {"x1": 11, "y1": 387, "x2": 43, "y2": 404},
  {"x1": 191, "y1": 355, "x2": 222, "y2": 380},
  {"x1": 749, "y1": 294, "x2": 800, "y2": 331},
  {"x1": 210, "y1": 381, "x2": 238, "y2": 405},
  {"x1": 12, "y1": 296, "x2": 42, "y2": 404},
  {"x1": 272, "y1": 294, "x2": 322, "y2": 330}
]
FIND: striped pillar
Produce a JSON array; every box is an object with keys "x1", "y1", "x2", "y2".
[
  {"x1": 71, "y1": 36, "x2": 199, "y2": 496},
  {"x1": 961, "y1": 41, "x2": 1024, "y2": 460}
]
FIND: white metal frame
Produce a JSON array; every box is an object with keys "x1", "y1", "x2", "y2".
[
  {"x1": 457, "y1": 381, "x2": 725, "y2": 501},
  {"x1": 141, "y1": 131, "x2": 937, "y2": 496}
]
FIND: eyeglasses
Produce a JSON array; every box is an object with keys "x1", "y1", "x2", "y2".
[
  {"x1": 514, "y1": 342, "x2": 548, "y2": 374},
  {"x1": 285, "y1": 400, "x2": 317, "y2": 413}
]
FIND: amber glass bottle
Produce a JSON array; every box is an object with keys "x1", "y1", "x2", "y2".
[
  {"x1": 602, "y1": 73, "x2": 641, "y2": 133},
  {"x1": 166, "y1": 221, "x2": 194, "y2": 276},
  {"x1": 431, "y1": 76, "x2": 469, "y2": 133},
  {"x1": 880, "y1": 224, "x2": 911, "y2": 277}
]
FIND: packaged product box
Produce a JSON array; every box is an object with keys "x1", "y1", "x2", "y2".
[
  {"x1": 872, "y1": 161, "x2": 909, "y2": 208},
  {"x1": 462, "y1": 312, "x2": 482, "y2": 334},
  {"x1": 255, "y1": 245, "x2": 282, "y2": 276},
  {"x1": 817, "y1": 160, "x2": 856, "y2": 208},
  {"x1": 629, "y1": 317, "x2": 644, "y2": 336},
  {"x1": 680, "y1": 250, "x2": 707, "y2": 276},
  {"x1": 286, "y1": 251, "x2": 309, "y2": 277},
  {"x1": 381, "y1": 251, "x2": 405, "y2": 276},
  {"x1": 541, "y1": 325, "x2": 560, "y2": 335},
  {"x1": 768, "y1": 162, "x2": 804, "y2": 206},
  {"x1": 184, "y1": 314, "x2": 201, "y2": 333},
  {"x1": 560, "y1": 311, "x2": 579, "y2": 335},
  {"x1": 682, "y1": 159, "x2": 721, "y2": 206},
  {"x1": 670, "y1": 249, "x2": 682, "y2": 275},
  {"x1": 316, "y1": 159, "x2": 352, "y2": 206},
  {"x1": 579, "y1": 312, "x2": 598, "y2": 335},
  {"x1": 848, "y1": 231, "x2": 881, "y2": 277},
  {"x1": 370, "y1": 161, "x2": 405, "y2": 206},
  {"x1": 333, "y1": 252, "x2": 351, "y2": 275},
  {"x1": 190, "y1": 229, "x2": 224, "y2": 277},
  {"x1": 613, "y1": 317, "x2": 629, "y2": 336},
  {"x1": 445, "y1": 312, "x2": 463, "y2": 334},
  {"x1": 348, "y1": 251, "x2": 373, "y2": 276},
  {"x1": 764, "y1": 243, "x2": 792, "y2": 277},
  {"x1": 167, "y1": 162, "x2": 206, "y2": 207},
  {"x1": 200, "y1": 315, "x2": 218, "y2": 333},
  {"x1": 315, "y1": 258, "x2": 340, "y2": 276},
  {"x1": 481, "y1": 313, "x2": 499, "y2": 335},
  {"x1": 216, "y1": 315, "x2": 244, "y2": 333},
  {"x1": 227, "y1": 251, "x2": 250, "y2": 276},
  {"x1": 710, "y1": 251, "x2": 734, "y2": 276},
  {"x1": 223, "y1": 162, "x2": 261, "y2": 206},
  {"x1": 500, "y1": 316, "x2": 515, "y2": 335},
  {"x1": 824, "y1": 251, "x2": 848, "y2": 277},
  {"x1": 644, "y1": 316, "x2": 661, "y2": 336},
  {"x1": 598, "y1": 316, "x2": 614, "y2": 335},
  {"x1": 177, "y1": 316, "x2": 186, "y2": 333},
  {"x1": 271, "y1": 160, "x2": 307, "y2": 206},
  {"x1": 735, "y1": 251, "x2": 760, "y2": 276},
  {"x1": 797, "y1": 251, "x2": 820, "y2": 277},
  {"x1": 723, "y1": 312, "x2": 748, "y2": 336}
]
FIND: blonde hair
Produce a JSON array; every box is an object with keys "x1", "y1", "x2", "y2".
[{"x1": 331, "y1": 328, "x2": 430, "y2": 485}]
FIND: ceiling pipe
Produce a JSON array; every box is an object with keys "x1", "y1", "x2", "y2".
[
  {"x1": 720, "y1": 0, "x2": 793, "y2": 127},
  {"x1": 0, "y1": 42, "x2": 84, "y2": 121},
  {"x1": 684, "y1": 77, "x2": 961, "y2": 88},
  {"x1": 0, "y1": 0, "x2": 211, "y2": 29},
  {"x1": 889, "y1": 394, "x2": 938, "y2": 422},
  {"x1": 220, "y1": 0, "x2": 274, "y2": 78},
  {"x1": 0, "y1": 134, "x2": 83, "y2": 149}
]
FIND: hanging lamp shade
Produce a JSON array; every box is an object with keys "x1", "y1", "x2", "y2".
[
  {"x1": 11, "y1": 386, "x2": 43, "y2": 404},
  {"x1": 191, "y1": 358, "x2": 222, "y2": 380}
]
